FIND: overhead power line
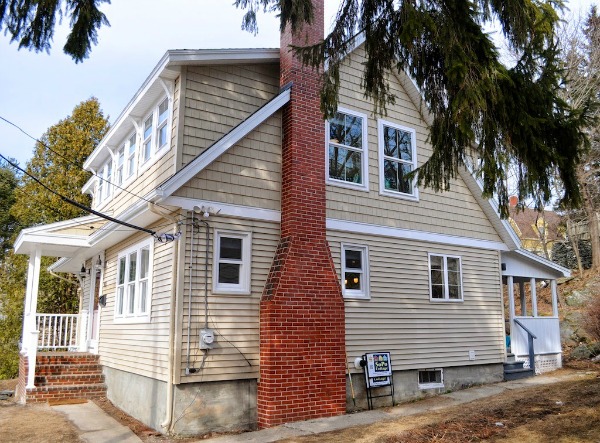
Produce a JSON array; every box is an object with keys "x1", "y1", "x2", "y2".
[
  {"x1": 0, "y1": 153, "x2": 158, "y2": 237},
  {"x1": 0, "y1": 114, "x2": 185, "y2": 223}
]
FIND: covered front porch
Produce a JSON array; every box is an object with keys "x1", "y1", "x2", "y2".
[
  {"x1": 502, "y1": 249, "x2": 570, "y2": 375},
  {"x1": 14, "y1": 215, "x2": 107, "y2": 399}
]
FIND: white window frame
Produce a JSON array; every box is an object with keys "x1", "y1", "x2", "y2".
[
  {"x1": 417, "y1": 368, "x2": 444, "y2": 389},
  {"x1": 96, "y1": 159, "x2": 113, "y2": 207},
  {"x1": 378, "y1": 119, "x2": 418, "y2": 201},
  {"x1": 139, "y1": 97, "x2": 171, "y2": 171},
  {"x1": 341, "y1": 243, "x2": 370, "y2": 299},
  {"x1": 125, "y1": 132, "x2": 137, "y2": 180},
  {"x1": 325, "y1": 107, "x2": 369, "y2": 191},
  {"x1": 115, "y1": 145, "x2": 125, "y2": 186},
  {"x1": 212, "y1": 230, "x2": 252, "y2": 295},
  {"x1": 428, "y1": 253, "x2": 464, "y2": 302},
  {"x1": 114, "y1": 238, "x2": 153, "y2": 322}
]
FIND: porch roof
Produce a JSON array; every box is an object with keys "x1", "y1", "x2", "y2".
[
  {"x1": 13, "y1": 198, "x2": 166, "y2": 273},
  {"x1": 501, "y1": 248, "x2": 570, "y2": 281}
]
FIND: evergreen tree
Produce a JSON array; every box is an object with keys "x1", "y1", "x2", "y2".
[{"x1": 0, "y1": 1, "x2": 593, "y2": 216}]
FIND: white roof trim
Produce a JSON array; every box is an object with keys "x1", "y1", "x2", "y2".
[
  {"x1": 513, "y1": 248, "x2": 571, "y2": 277},
  {"x1": 155, "y1": 85, "x2": 291, "y2": 199}
]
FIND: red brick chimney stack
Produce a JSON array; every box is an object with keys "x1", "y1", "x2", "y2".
[{"x1": 257, "y1": 0, "x2": 347, "y2": 428}]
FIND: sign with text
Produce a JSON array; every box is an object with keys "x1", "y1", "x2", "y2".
[{"x1": 365, "y1": 352, "x2": 392, "y2": 378}]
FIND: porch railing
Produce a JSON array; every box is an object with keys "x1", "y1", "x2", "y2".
[
  {"x1": 36, "y1": 313, "x2": 79, "y2": 350},
  {"x1": 514, "y1": 318, "x2": 537, "y2": 374}
]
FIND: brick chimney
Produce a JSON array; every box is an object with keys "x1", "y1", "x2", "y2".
[
  {"x1": 257, "y1": 0, "x2": 347, "y2": 428},
  {"x1": 509, "y1": 195, "x2": 518, "y2": 208}
]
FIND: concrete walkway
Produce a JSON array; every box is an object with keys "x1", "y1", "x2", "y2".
[
  {"x1": 53, "y1": 401, "x2": 142, "y2": 443},
  {"x1": 200, "y1": 371, "x2": 586, "y2": 443}
]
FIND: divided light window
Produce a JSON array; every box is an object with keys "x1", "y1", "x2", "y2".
[
  {"x1": 97, "y1": 159, "x2": 113, "y2": 204},
  {"x1": 157, "y1": 98, "x2": 169, "y2": 149},
  {"x1": 115, "y1": 238, "x2": 153, "y2": 321},
  {"x1": 341, "y1": 244, "x2": 369, "y2": 299},
  {"x1": 142, "y1": 115, "x2": 153, "y2": 164},
  {"x1": 116, "y1": 146, "x2": 125, "y2": 186},
  {"x1": 378, "y1": 120, "x2": 417, "y2": 199},
  {"x1": 213, "y1": 231, "x2": 251, "y2": 294},
  {"x1": 126, "y1": 133, "x2": 137, "y2": 179},
  {"x1": 418, "y1": 369, "x2": 444, "y2": 389},
  {"x1": 327, "y1": 109, "x2": 368, "y2": 189},
  {"x1": 429, "y1": 254, "x2": 463, "y2": 301}
]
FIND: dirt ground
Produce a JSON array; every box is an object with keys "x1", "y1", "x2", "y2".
[{"x1": 1, "y1": 363, "x2": 599, "y2": 442}]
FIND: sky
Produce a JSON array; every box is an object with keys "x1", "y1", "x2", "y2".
[{"x1": 0, "y1": 0, "x2": 596, "y2": 168}]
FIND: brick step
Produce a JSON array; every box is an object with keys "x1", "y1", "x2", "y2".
[
  {"x1": 34, "y1": 363, "x2": 103, "y2": 376},
  {"x1": 25, "y1": 383, "x2": 107, "y2": 403},
  {"x1": 35, "y1": 354, "x2": 100, "y2": 365},
  {"x1": 34, "y1": 373, "x2": 105, "y2": 387}
]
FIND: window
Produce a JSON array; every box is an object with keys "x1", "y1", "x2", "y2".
[
  {"x1": 156, "y1": 98, "x2": 169, "y2": 149},
  {"x1": 429, "y1": 254, "x2": 463, "y2": 301},
  {"x1": 378, "y1": 120, "x2": 418, "y2": 199},
  {"x1": 142, "y1": 115, "x2": 153, "y2": 164},
  {"x1": 116, "y1": 146, "x2": 124, "y2": 186},
  {"x1": 213, "y1": 231, "x2": 251, "y2": 294},
  {"x1": 327, "y1": 109, "x2": 368, "y2": 189},
  {"x1": 126, "y1": 133, "x2": 137, "y2": 179},
  {"x1": 115, "y1": 238, "x2": 153, "y2": 321},
  {"x1": 418, "y1": 369, "x2": 444, "y2": 389},
  {"x1": 341, "y1": 244, "x2": 369, "y2": 299},
  {"x1": 97, "y1": 159, "x2": 113, "y2": 205}
]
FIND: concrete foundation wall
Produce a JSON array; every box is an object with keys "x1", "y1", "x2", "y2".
[
  {"x1": 171, "y1": 379, "x2": 257, "y2": 436},
  {"x1": 346, "y1": 363, "x2": 504, "y2": 411},
  {"x1": 104, "y1": 366, "x2": 167, "y2": 432}
]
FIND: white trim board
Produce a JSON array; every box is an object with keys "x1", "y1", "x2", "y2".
[
  {"x1": 327, "y1": 219, "x2": 509, "y2": 251},
  {"x1": 162, "y1": 196, "x2": 508, "y2": 250}
]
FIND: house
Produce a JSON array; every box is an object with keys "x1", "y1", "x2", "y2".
[
  {"x1": 13, "y1": 1, "x2": 570, "y2": 435},
  {"x1": 507, "y1": 195, "x2": 565, "y2": 259}
]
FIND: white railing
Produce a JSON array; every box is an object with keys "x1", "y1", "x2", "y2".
[
  {"x1": 512, "y1": 316, "x2": 561, "y2": 356},
  {"x1": 36, "y1": 314, "x2": 79, "y2": 350}
]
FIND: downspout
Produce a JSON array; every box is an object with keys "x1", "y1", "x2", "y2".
[
  {"x1": 185, "y1": 211, "x2": 195, "y2": 373},
  {"x1": 162, "y1": 222, "x2": 179, "y2": 431},
  {"x1": 147, "y1": 203, "x2": 180, "y2": 432}
]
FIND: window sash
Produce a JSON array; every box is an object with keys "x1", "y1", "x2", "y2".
[
  {"x1": 213, "y1": 231, "x2": 251, "y2": 294},
  {"x1": 429, "y1": 254, "x2": 463, "y2": 301},
  {"x1": 115, "y1": 240, "x2": 152, "y2": 320},
  {"x1": 341, "y1": 244, "x2": 369, "y2": 299},
  {"x1": 378, "y1": 120, "x2": 418, "y2": 198},
  {"x1": 327, "y1": 109, "x2": 368, "y2": 188},
  {"x1": 126, "y1": 133, "x2": 136, "y2": 178}
]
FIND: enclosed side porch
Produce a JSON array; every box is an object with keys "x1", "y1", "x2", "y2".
[{"x1": 501, "y1": 249, "x2": 570, "y2": 375}]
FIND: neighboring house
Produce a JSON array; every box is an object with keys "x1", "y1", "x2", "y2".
[
  {"x1": 507, "y1": 196, "x2": 565, "y2": 259},
  {"x1": 13, "y1": 1, "x2": 570, "y2": 436}
]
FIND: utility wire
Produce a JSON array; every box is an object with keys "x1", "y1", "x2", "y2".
[
  {"x1": 0, "y1": 154, "x2": 157, "y2": 237},
  {"x1": 0, "y1": 115, "x2": 185, "y2": 223}
]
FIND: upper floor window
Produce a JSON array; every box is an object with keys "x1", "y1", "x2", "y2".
[
  {"x1": 142, "y1": 115, "x2": 153, "y2": 164},
  {"x1": 116, "y1": 146, "x2": 125, "y2": 186},
  {"x1": 429, "y1": 254, "x2": 463, "y2": 301},
  {"x1": 378, "y1": 120, "x2": 418, "y2": 200},
  {"x1": 115, "y1": 238, "x2": 153, "y2": 321},
  {"x1": 126, "y1": 133, "x2": 137, "y2": 179},
  {"x1": 341, "y1": 244, "x2": 369, "y2": 299},
  {"x1": 157, "y1": 98, "x2": 169, "y2": 149},
  {"x1": 327, "y1": 109, "x2": 368, "y2": 190},
  {"x1": 213, "y1": 230, "x2": 252, "y2": 294},
  {"x1": 141, "y1": 97, "x2": 170, "y2": 166},
  {"x1": 97, "y1": 159, "x2": 113, "y2": 204}
]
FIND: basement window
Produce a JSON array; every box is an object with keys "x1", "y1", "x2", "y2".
[{"x1": 418, "y1": 369, "x2": 444, "y2": 389}]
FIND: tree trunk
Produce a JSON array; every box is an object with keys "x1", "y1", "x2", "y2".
[
  {"x1": 566, "y1": 218, "x2": 584, "y2": 276},
  {"x1": 582, "y1": 182, "x2": 600, "y2": 272}
]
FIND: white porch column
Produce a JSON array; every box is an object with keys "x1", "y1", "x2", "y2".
[
  {"x1": 551, "y1": 279, "x2": 559, "y2": 317},
  {"x1": 530, "y1": 277, "x2": 538, "y2": 317},
  {"x1": 21, "y1": 248, "x2": 41, "y2": 389},
  {"x1": 507, "y1": 276, "x2": 515, "y2": 322},
  {"x1": 519, "y1": 281, "x2": 527, "y2": 316}
]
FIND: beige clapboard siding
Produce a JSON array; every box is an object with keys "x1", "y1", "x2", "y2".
[
  {"x1": 98, "y1": 222, "x2": 175, "y2": 381},
  {"x1": 176, "y1": 216, "x2": 279, "y2": 383},
  {"x1": 181, "y1": 63, "x2": 280, "y2": 165},
  {"x1": 328, "y1": 47, "x2": 500, "y2": 242},
  {"x1": 173, "y1": 113, "x2": 282, "y2": 210},
  {"x1": 98, "y1": 76, "x2": 181, "y2": 217},
  {"x1": 328, "y1": 230, "x2": 504, "y2": 371},
  {"x1": 174, "y1": 62, "x2": 282, "y2": 210}
]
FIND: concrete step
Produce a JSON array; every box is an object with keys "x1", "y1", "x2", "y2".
[
  {"x1": 503, "y1": 361, "x2": 525, "y2": 372},
  {"x1": 504, "y1": 367, "x2": 534, "y2": 381}
]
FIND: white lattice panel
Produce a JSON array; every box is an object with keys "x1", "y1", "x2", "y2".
[{"x1": 516, "y1": 354, "x2": 562, "y2": 374}]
